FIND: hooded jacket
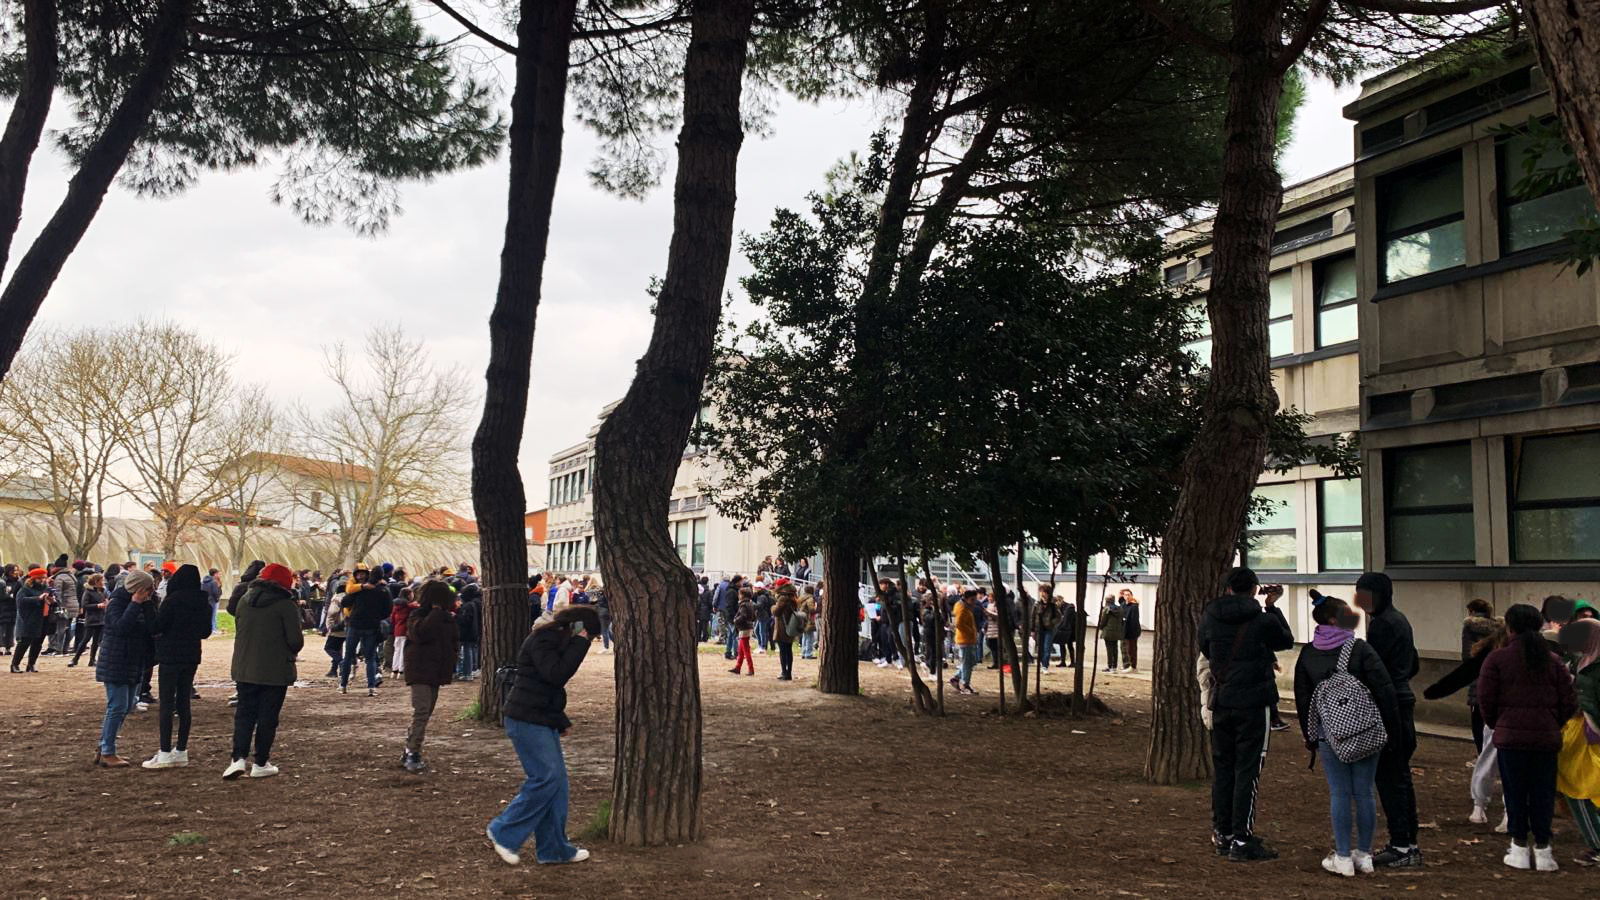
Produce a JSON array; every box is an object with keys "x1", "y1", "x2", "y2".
[
  {"x1": 1123, "y1": 601, "x2": 1142, "y2": 640},
  {"x1": 1358, "y1": 573, "x2": 1420, "y2": 706},
  {"x1": 403, "y1": 591, "x2": 459, "y2": 688},
  {"x1": 226, "y1": 560, "x2": 266, "y2": 617},
  {"x1": 503, "y1": 625, "x2": 591, "y2": 731},
  {"x1": 231, "y1": 579, "x2": 305, "y2": 686},
  {"x1": 342, "y1": 582, "x2": 393, "y2": 631},
  {"x1": 1197, "y1": 592, "x2": 1295, "y2": 710},
  {"x1": 14, "y1": 583, "x2": 47, "y2": 639},
  {"x1": 1459, "y1": 613, "x2": 1499, "y2": 707},
  {"x1": 1293, "y1": 636, "x2": 1400, "y2": 746},
  {"x1": 1479, "y1": 643, "x2": 1578, "y2": 752},
  {"x1": 95, "y1": 586, "x2": 157, "y2": 684},
  {"x1": 154, "y1": 565, "x2": 215, "y2": 667},
  {"x1": 1098, "y1": 603, "x2": 1125, "y2": 642},
  {"x1": 53, "y1": 570, "x2": 79, "y2": 616}
]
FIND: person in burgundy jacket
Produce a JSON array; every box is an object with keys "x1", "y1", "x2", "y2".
[{"x1": 1478, "y1": 603, "x2": 1579, "y2": 873}]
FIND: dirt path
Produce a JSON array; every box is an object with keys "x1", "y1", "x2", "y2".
[{"x1": 0, "y1": 639, "x2": 1584, "y2": 898}]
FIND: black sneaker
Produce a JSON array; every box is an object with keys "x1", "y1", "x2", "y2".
[
  {"x1": 1228, "y1": 837, "x2": 1279, "y2": 862},
  {"x1": 1372, "y1": 845, "x2": 1422, "y2": 868},
  {"x1": 1213, "y1": 832, "x2": 1231, "y2": 857},
  {"x1": 1269, "y1": 720, "x2": 1289, "y2": 733}
]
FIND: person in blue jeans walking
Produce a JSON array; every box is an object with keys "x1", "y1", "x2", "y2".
[
  {"x1": 94, "y1": 569, "x2": 157, "y2": 768},
  {"x1": 340, "y1": 569, "x2": 391, "y2": 696},
  {"x1": 1293, "y1": 592, "x2": 1400, "y2": 877},
  {"x1": 487, "y1": 605, "x2": 601, "y2": 867}
]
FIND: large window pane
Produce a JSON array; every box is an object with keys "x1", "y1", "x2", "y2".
[
  {"x1": 674, "y1": 521, "x2": 690, "y2": 563},
  {"x1": 1269, "y1": 318, "x2": 1295, "y2": 358},
  {"x1": 1514, "y1": 508, "x2": 1600, "y2": 562},
  {"x1": 692, "y1": 518, "x2": 707, "y2": 567},
  {"x1": 1269, "y1": 272, "x2": 1293, "y2": 319},
  {"x1": 1322, "y1": 531, "x2": 1364, "y2": 570},
  {"x1": 1387, "y1": 443, "x2": 1474, "y2": 564},
  {"x1": 1318, "y1": 304, "x2": 1359, "y2": 347},
  {"x1": 1321, "y1": 478, "x2": 1362, "y2": 527},
  {"x1": 1501, "y1": 132, "x2": 1594, "y2": 254},
  {"x1": 1381, "y1": 153, "x2": 1466, "y2": 284},
  {"x1": 1317, "y1": 255, "x2": 1357, "y2": 306},
  {"x1": 1392, "y1": 444, "x2": 1472, "y2": 508},
  {"x1": 1245, "y1": 533, "x2": 1297, "y2": 571},
  {"x1": 1252, "y1": 483, "x2": 1297, "y2": 529},
  {"x1": 1388, "y1": 512, "x2": 1475, "y2": 563},
  {"x1": 1383, "y1": 220, "x2": 1466, "y2": 282},
  {"x1": 1511, "y1": 431, "x2": 1600, "y2": 562},
  {"x1": 1319, "y1": 478, "x2": 1363, "y2": 571}
]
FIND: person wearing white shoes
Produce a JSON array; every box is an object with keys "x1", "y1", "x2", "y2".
[
  {"x1": 487, "y1": 605, "x2": 600, "y2": 866},
  {"x1": 1478, "y1": 604, "x2": 1578, "y2": 872},
  {"x1": 144, "y1": 565, "x2": 214, "y2": 771},
  {"x1": 224, "y1": 563, "x2": 303, "y2": 781}
]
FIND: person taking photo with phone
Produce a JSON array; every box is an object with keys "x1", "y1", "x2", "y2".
[{"x1": 1198, "y1": 567, "x2": 1295, "y2": 862}]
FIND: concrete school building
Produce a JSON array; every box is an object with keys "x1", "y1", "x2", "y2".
[
  {"x1": 1153, "y1": 45, "x2": 1600, "y2": 724},
  {"x1": 542, "y1": 400, "x2": 782, "y2": 583}
]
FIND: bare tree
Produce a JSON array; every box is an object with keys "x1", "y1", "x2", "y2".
[
  {"x1": 293, "y1": 325, "x2": 472, "y2": 570},
  {"x1": 208, "y1": 393, "x2": 283, "y2": 579},
  {"x1": 0, "y1": 327, "x2": 149, "y2": 559},
  {"x1": 109, "y1": 322, "x2": 269, "y2": 555}
]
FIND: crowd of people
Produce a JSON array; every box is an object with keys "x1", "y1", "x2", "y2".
[{"x1": 1200, "y1": 565, "x2": 1600, "y2": 877}]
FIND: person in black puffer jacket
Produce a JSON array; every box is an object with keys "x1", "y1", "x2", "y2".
[
  {"x1": 0, "y1": 564, "x2": 16, "y2": 655},
  {"x1": 1198, "y1": 567, "x2": 1294, "y2": 862},
  {"x1": 1354, "y1": 571, "x2": 1423, "y2": 869},
  {"x1": 486, "y1": 605, "x2": 600, "y2": 867},
  {"x1": 456, "y1": 583, "x2": 482, "y2": 679},
  {"x1": 94, "y1": 570, "x2": 158, "y2": 767},
  {"x1": 70, "y1": 572, "x2": 109, "y2": 667},
  {"x1": 226, "y1": 560, "x2": 266, "y2": 617},
  {"x1": 145, "y1": 565, "x2": 214, "y2": 768},
  {"x1": 340, "y1": 569, "x2": 394, "y2": 695}
]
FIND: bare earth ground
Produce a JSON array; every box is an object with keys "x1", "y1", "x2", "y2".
[{"x1": 0, "y1": 638, "x2": 1589, "y2": 899}]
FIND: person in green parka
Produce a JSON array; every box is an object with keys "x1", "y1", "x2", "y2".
[{"x1": 224, "y1": 563, "x2": 304, "y2": 780}]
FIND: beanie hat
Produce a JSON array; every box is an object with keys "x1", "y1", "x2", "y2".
[
  {"x1": 122, "y1": 569, "x2": 154, "y2": 594},
  {"x1": 52, "y1": 553, "x2": 68, "y2": 569},
  {"x1": 380, "y1": 562, "x2": 395, "y2": 576},
  {"x1": 260, "y1": 563, "x2": 295, "y2": 591},
  {"x1": 26, "y1": 567, "x2": 47, "y2": 580},
  {"x1": 161, "y1": 560, "x2": 178, "y2": 575}
]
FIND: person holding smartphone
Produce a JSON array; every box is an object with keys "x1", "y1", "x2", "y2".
[
  {"x1": 1198, "y1": 567, "x2": 1295, "y2": 862},
  {"x1": 486, "y1": 605, "x2": 601, "y2": 867}
]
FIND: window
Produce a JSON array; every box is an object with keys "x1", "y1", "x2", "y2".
[
  {"x1": 673, "y1": 520, "x2": 691, "y2": 565},
  {"x1": 1314, "y1": 254, "x2": 1358, "y2": 347},
  {"x1": 1245, "y1": 483, "x2": 1297, "y2": 571},
  {"x1": 1386, "y1": 443, "x2": 1474, "y2": 563},
  {"x1": 691, "y1": 518, "x2": 707, "y2": 567},
  {"x1": 1115, "y1": 555, "x2": 1148, "y2": 573},
  {"x1": 1509, "y1": 431, "x2": 1600, "y2": 562},
  {"x1": 1022, "y1": 542, "x2": 1051, "y2": 573},
  {"x1": 577, "y1": 470, "x2": 587, "y2": 500},
  {"x1": 1164, "y1": 262, "x2": 1188, "y2": 285},
  {"x1": 584, "y1": 536, "x2": 594, "y2": 570},
  {"x1": 1379, "y1": 153, "x2": 1465, "y2": 284},
  {"x1": 1318, "y1": 478, "x2": 1363, "y2": 571},
  {"x1": 1498, "y1": 130, "x2": 1592, "y2": 255},
  {"x1": 1184, "y1": 297, "x2": 1212, "y2": 363},
  {"x1": 1268, "y1": 270, "x2": 1294, "y2": 358}
]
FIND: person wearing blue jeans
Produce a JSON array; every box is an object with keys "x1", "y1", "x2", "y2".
[
  {"x1": 1319, "y1": 742, "x2": 1380, "y2": 864},
  {"x1": 93, "y1": 569, "x2": 157, "y2": 767},
  {"x1": 458, "y1": 642, "x2": 480, "y2": 679},
  {"x1": 99, "y1": 682, "x2": 141, "y2": 760},
  {"x1": 342, "y1": 628, "x2": 381, "y2": 694},
  {"x1": 487, "y1": 605, "x2": 600, "y2": 868}
]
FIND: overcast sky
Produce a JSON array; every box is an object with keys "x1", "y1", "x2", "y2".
[{"x1": 12, "y1": 49, "x2": 1359, "y2": 518}]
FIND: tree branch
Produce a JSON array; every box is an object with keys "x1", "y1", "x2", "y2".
[
  {"x1": 1132, "y1": 0, "x2": 1230, "y2": 56},
  {"x1": 1341, "y1": 0, "x2": 1503, "y2": 14},
  {"x1": 1274, "y1": 0, "x2": 1332, "y2": 73},
  {"x1": 0, "y1": 0, "x2": 58, "y2": 281},
  {"x1": 424, "y1": 0, "x2": 518, "y2": 55}
]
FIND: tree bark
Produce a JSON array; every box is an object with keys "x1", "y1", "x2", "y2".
[
  {"x1": 1524, "y1": 0, "x2": 1600, "y2": 207},
  {"x1": 1072, "y1": 552, "x2": 1089, "y2": 714},
  {"x1": 592, "y1": 0, "x2": 755, "y2": 847},
  {"x1": 471, "y1": 0, "x2": 579, "y2": 722},
  {"x1": 922, "y1": 549, "x2": 945, "y2": 715},
  {"x1": 0, "y1": 0, "x2": 192, "y2": 383},
  {"x1": 0, "y1": 0, "x2": 58, "y2": 280},
  {"x1": 818, "y1": 544, "x2": 861, "y2": 695},
  {"x1": 892, "y1": 555, "x2": 936, "y2": 714},
  {"x1": 1145, "y1": 1, "x2": 1284, "y2": 784}
]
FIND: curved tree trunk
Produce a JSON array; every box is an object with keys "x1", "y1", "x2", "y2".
[
  {"x1": 0, "y1": 0, "x2": 191, "y2": 383},
  {"x1": 472, "y1": 0, "x2": 579, "y2": 723},
  {"x1": 1145, "y1": 6, "x2": 1284, "y2": 784},
  {"x1": 592, "y1": 0, "x2": 755, "y2": 847},
  {"x1": 817, "y1": 544, "x2": 861, "y2": 695},
  {"x1": 0, "y1": 0, "x2": 59, "y2": 280},
  {"x1": 1524, "y1": 0, "x2": 1600, "y2": 207}
]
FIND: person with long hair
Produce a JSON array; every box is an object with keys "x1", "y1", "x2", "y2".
[
  {"x1": 11, "y1": 568, "x2": 50, "y2": 672},
  {"x1": 1560, "y1": 618, "x2": 1600, "y2": 866},
  {"x1": 1478, "y1": 603, "x2": 1579, "y2": 871},
  {"x1": 144, "y1": 565, "x2": 214, "y2": 769},
  {"x1": 400, "y1": 581, "x2": 458, "y2": 774},
  {"x1": 69, "y1": 572, "x2": 108, "y2": 667},
  {"x1": 1294, "y1": 593, "x2": 1399, "y2": 877},
  {"x1": 486, "y1": 605, "x2": 599, "y2": 867}
]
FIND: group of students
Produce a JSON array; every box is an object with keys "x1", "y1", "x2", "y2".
[{"x1": 1201, "y1": 565, "x2": 1600, "y2": 877}]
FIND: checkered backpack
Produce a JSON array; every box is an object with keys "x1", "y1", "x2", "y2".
[{"x1": 1308, "y1": 639, "x2": 1388, "y2": 764}]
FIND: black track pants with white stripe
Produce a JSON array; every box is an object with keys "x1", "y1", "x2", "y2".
[{"x1": 1211, "y1": 706, "x2": 1271, "y2": 840}]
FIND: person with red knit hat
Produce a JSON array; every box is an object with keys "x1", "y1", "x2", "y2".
[{"x1": 224, "y1": 563, "x2": 303, "y2": 780}]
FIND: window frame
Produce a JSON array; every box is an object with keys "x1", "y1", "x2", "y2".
[
  {"x1": 1244, "y1": 482, "x2": 1298, "y2": 573},
  {"x1": 1313, "y1": 253, "x2": 1359, "y2": 349},
  {"x1": 1317, "y1": 477, "x2": 1364, "y2": 572},
  {"x1": 1378, "y1": 152, "x2": 1467, "y2": 286},
  {"x1": 1267, "y1": 270, "x2": 1294, "y2": 359},
  {"x1": 1496, "y1": 126, "x2": 1591, "y2": 256},
  {"x1": 1384, "y1": 442, "x2": 1475, "y2": 565},
  {"x1": 691, "y1": 517, "x2": 707, "y2": 568},
  {"x1": 1507, "y1": 430, "x2": 1600, "y2": 564}
]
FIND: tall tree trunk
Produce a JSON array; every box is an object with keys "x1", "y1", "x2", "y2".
[
  {"x1": 1015, "y1": 541, "x2": 1032, "y2": 710},
  {"x1": 818, "y1": 544, "x2": 861, "y2": 695},
  {"x1": 592, "y1": 0, "x2": 755, "y2": 847},
  {"x1": 1524, "y1": 0, "x2": 1600, "y2": 206},
  {"x1": 1072, "y1": 552, "x2": 1089, "y2": 714},
  {"x1": 471, "y1": 0, "x2": 579, "y2": 722},
  {"x1": 1145, "y1": 4, "x2": 1284, "y2": 784},
  {"x1": 983, "y1": 544, "x2": 1024, "y2": 710},
  {"x1": 892, "y1": 555, "x2": 936, "y2": 714},
  {"x1": 0, "y1": 0, "x2": 192, "y2": 383},
  {"x1": 922, "y1": 548, "x2": 944, "y2": 715},
  {"x1": 0, "y1": 0, "x2": 58, "y2": 280}
]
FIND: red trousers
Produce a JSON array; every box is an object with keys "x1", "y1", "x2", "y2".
[{"x1": 733, "y1": 635, "x2": 754, "y2": 673}]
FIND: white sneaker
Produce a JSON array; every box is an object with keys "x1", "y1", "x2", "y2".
[
  {"x1": 1533, "y1": 845, "x2": 1558, "y2": 872},
  {"x1": 1351, "y1": 850, "x2": 1375, "y2": 874},
  {"x1": 487, "y1": 825, "x2": 520, "y2": 865},
  {"x1": 248, "y1": 762, "x2": 279, "y2": 778},
  {"x1": 1321, "y1": 853, "x2": 1355, "y2": 877},
  {"x1": 893, "y1": 661, "x2": 904, "y2": 671},
  {"x1": 135, "y1": 702, "x2": 149, "y2": 712},
  {"x1": 141, "y1": 750, "x2": 176, "y2": 769},
  {"x1": 222, "y1": 758, "x2": 249, "y2": 780},
  {"x1": 170, "y1": 749, "x2": 189, "y2": 767},
  {"x1": 542, "y1": 847, "x2": 590, "y2": 865},
  {"x1": 1495, "y1": 812, "x2": 1509, "y2": 834},
  {"x1": 1469, "y1": 805, "x2": 1488, "y2": 825},
  {"x1": 1505, "y1": 842, "x2": 1532, "y2": 870}
]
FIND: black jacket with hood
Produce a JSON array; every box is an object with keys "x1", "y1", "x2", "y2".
[
  {"x1": 504, "y1": 625, "x2": 592, "y2": 731},
  {"x1": 155, "y1": 565, "x2": 215, "y2": 667},
  {"x1": 1358, "y1": 573, "x2": 1420, "y2": 706},
  {"x1": 226, "y1": 560, "x2": 266, "y2": 617},
  {"x1": 1198, "y1": 592, "x2": 1295, "y2": 710}
]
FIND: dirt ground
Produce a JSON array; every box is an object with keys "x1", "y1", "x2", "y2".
[{"x1": 0, "y1": 638, "x2": 1590, "y2": 899}]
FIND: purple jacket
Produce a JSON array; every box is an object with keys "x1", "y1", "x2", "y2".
[{"x1": 1478, "y1": 644, "x2": 1578, "y2": 753}]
